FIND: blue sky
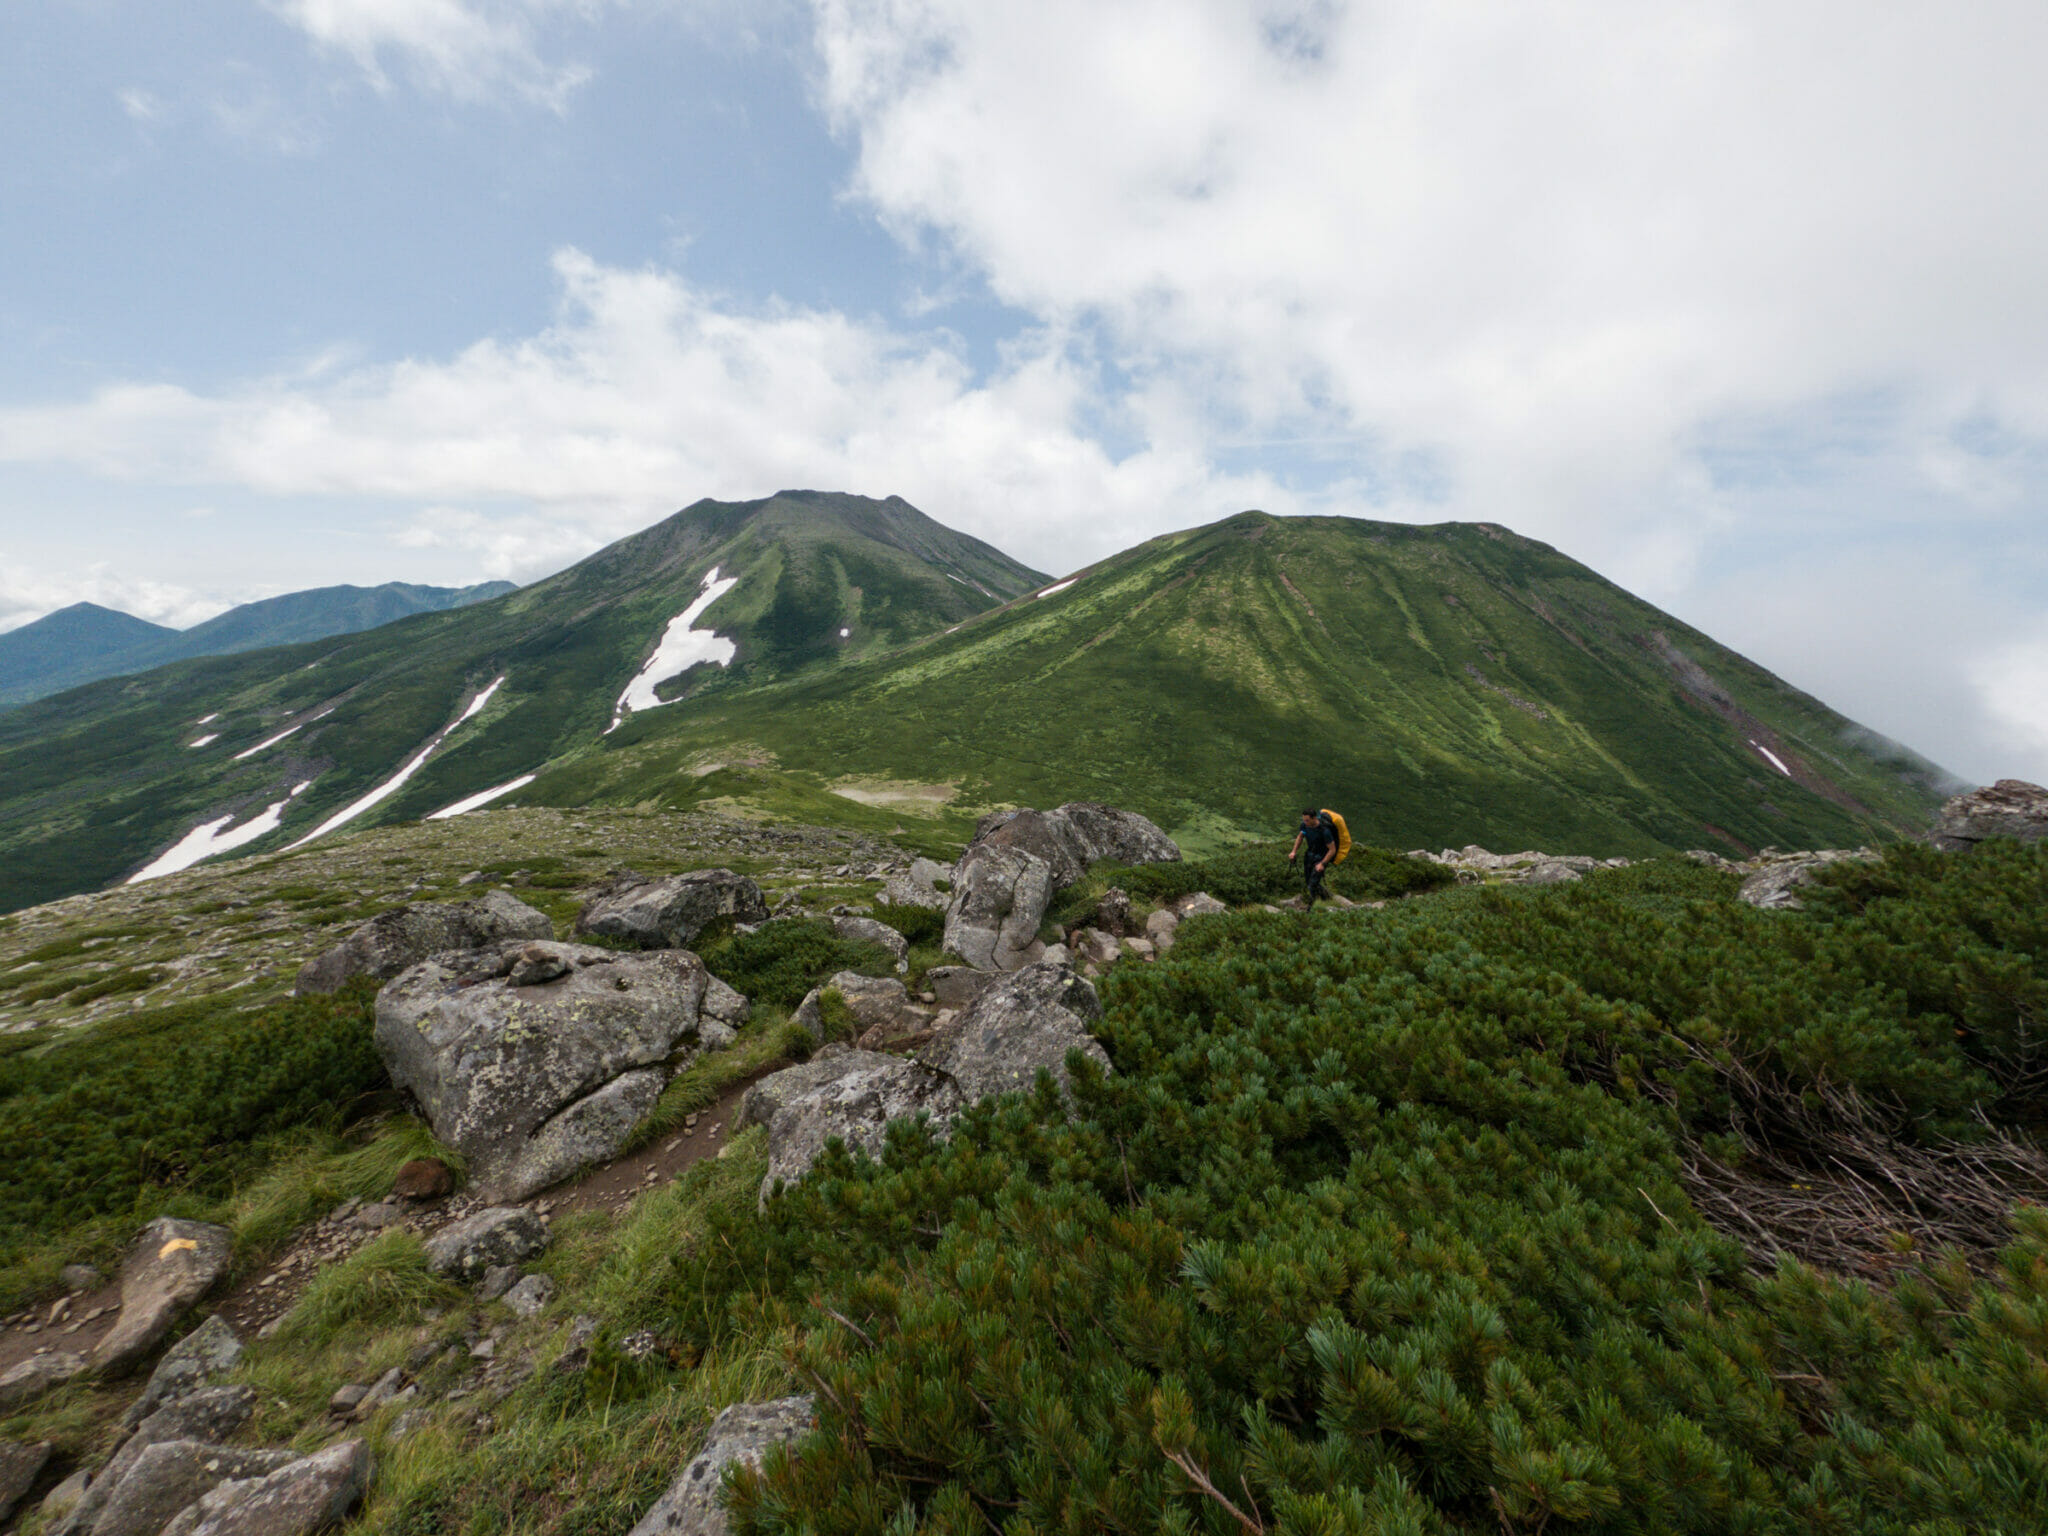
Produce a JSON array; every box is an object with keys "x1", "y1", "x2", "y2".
[{"x1": 2, "y1": 1, "x2": 2046, "y2": 786}]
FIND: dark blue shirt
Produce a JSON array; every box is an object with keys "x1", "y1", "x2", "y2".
[{"x1": 1300, "y1": 818, "x2": 1337, "y2": 864}]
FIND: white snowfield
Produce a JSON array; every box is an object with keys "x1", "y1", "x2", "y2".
[
  {"x1": 839, "y1": 627, "x2": 851, "y2": 638},
  {"x1": 128, "y1": 780, "x2": 315, "y2": 884},
  {"x1": 428, "y1": 772, "x2": 537, "y2": 820},
  {"x1": 231, "y1": 706, "x2": 333, "y2": 761},
  {"x1": 233, "y1": 723, "x2": 301, "y2": 760},
  {"x1": 188, "y1": 734, "x2": 218, "y2": 749},
  {"x1": 606, "y1": 566, "x2": 740, "y2": 733},
  {"x1": 284, "y1": 675, "x2": 505, "y2": 851},
  {"x1": 1750, "y1": 740, "x2": 1794, "y2": 778},
  {"x1": 195, "y1": 712, "x2": 220, "y2": 725},
  {"x1": 1036, "y1": 578, "x2": 1077, "y2": 599}
]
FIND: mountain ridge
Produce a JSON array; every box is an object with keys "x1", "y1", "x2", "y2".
[
  {"x1": 0, "y1": 494, "x2": 1958, "y2": 913},
  {"x1": 0, "y1": 580, "x2": 518, "y2": 709}
]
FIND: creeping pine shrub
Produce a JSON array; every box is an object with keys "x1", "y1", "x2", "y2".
[
  {"x1": 665, "y1": 843, "x2": 2048, "y2": 1536},
  {"x1": 0, "y1": 982, "x2": 386, "y2": 1247},
  {"x1": 695, "y1": 919, "x2": 896, "y2": 1008},
  {"x1": 870, "y1": 900, "x2": 945, "y2": 948},
  {"x1": 1054, "y1": 841, "x2": 1452, "y2": 927}
]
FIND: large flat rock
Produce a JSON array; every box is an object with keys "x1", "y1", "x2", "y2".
[
  {"x1": 375, "y1": 941, "x2": 712, "y2": 1199},
  {"x1": 576, "y1": 869, "x2": 768, "y2": 949},
  {"x1": 92, "y1": 1218, "x2": 234, "y2": 1378},
  {"x1": 295, "y1": 889, "x2": 551, "y2": 995}
]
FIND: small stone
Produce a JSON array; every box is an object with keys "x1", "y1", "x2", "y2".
[
  {"x1": 502, "y1": 1275, "x2": 556, "y2": 1318},
  {"x1": 58, "y1": 1263, "x2": 103, "y2": 1293},
  {"x1": 477, "y1": 1266, "x2": 520, "y2": 1303},
  {"x1": 352, "y1": 1202, "x2": 403, "y2": 1230},
  {"x1": 0, "y1": 1350, "x2": 87, "y2": 1411},
  {"x1": 328, "y1": 1384, "x2": 369, "y2": 1416},
  {"x1": 0, "y1": 1440, "x2": 53, "y2": 1525},
  {"x1": 41, "y1": 1467, "x2": 90, "y2": 1522}
]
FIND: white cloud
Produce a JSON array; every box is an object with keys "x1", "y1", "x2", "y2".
[
  {"x1": 1971, "y1": 629, "x2": 2048, "y2": 781},
  {"x1": 811, "y1": 0, "x2": 2048, "y2": 584},
  {"x1": 0, "y1": 251, "x2": 1285, "y2": 582},
  {"x1": 0, "y1": 559, "x2": 230, "y2": 634},
  {"x1": 267, "y1": 0, "x2": 599, "y2": 109}
]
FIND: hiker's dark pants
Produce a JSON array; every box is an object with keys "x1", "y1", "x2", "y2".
[{"x1": 1304, "y1": 860, "x2": 1326, "y2": 903}]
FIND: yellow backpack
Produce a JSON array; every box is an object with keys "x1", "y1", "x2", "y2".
[{"x1": 1320, "y1": 809, "x2": 1352, "y2": 864}]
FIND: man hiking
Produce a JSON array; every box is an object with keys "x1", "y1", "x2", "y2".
[{"x1": 1287, "y1": 808, "x2": 1339, "y2": 906}]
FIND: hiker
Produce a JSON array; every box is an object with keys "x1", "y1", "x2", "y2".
[{"x1": 1287, "y1": 808, "x2": 1339, "y2": 906}]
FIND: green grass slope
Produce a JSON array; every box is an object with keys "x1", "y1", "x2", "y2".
[
  {"x1": 0, "y1": 493, "x2": 1044, "y2": 913},
  {"x1": 552, "y1": 512, "x2": 1955, "y2": 857}
]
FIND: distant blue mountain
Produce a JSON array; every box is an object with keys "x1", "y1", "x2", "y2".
[{"x1": 0, "y1": 581, "x2": 518, "y2": 708}]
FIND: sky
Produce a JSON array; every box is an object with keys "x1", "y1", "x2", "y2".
[{"x1": 1, "y1": 1, "x2": 2045, "y2": 786}]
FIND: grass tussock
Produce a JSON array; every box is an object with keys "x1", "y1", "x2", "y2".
[{"x1": 273, "y1": 1230, "x2": 463, "y2": 1348}]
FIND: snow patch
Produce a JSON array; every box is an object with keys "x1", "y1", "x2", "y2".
[
  {"x1": 1749, "y1": 740, "x2": 1794, "y2": 778},
  {"x1": 607, "y1": 566, "x2": 739, "y2": 733},
  {"x1": 428, "y1": 773, "x2": 536, "y2": 820},
  {"x1": 128, "y1": 780, "x2": 314, "y2": 883},
  {"x1": 284, "y1": 676, "x2": 505, "y2": 850},
  {"x1": 195, "y1": 713, "x2": 219, "y2": 725},
  {"x1": 1036, "y1": 578, "x2": 1077, "y2": 599},
  {"x1": 839, "y1": 627, "x2": 851, "y2": 638},
  {"x1": 188, "y1": 734, "x2": 218, "y2": 749},
  {"x1": 233, "y1": 723, "x2": 301, "y2": 760}
]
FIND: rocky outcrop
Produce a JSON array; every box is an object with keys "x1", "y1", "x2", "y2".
[
  {"x1": 576, "y1": 869, "x2": 768, "y2": 949},
  {"x1": 972, "y1": 803, "x2": 1181, "y2": 889},
  {"x1": 123, "y1": 1316, "x2": 243, "y2": 1427},
  {"x1": 423, "y1": 1207, "x2": 549, "y2": 1283},
  {"x1": 791, "y1": 973, "x2": 930, "y2": 1049},
  {"x1": 1737, "y1": 850, "x2": 1873, "y2": 910},
  {"x1": 754, "y1": 963, "x2": 1110, "y2": 1203},
  {"x1": 1928, "y1": 779, "x2": 2048, "y2": 851},
  {"x1": 0, "y1": 1440, "x2": 51, "y2": 1524},
  {"x1": 160, "y1": 1439, "x2": 372, "y2": 1536},
  {"x1": 942, "y1": 845, "x2": 1055, "y2": 972},
  {"x1": 944, "y1": 805, "x2": 1180, "y2": 973},
  {"x1": 922, "y1": 963, "x2": 1106, "y2": 1102},
  {"x1": 627, "y1": 1396, "x2": 815, "y2": 1536},
  {"x1": 1412, "y1": 846, "x2": 1619, "y2": 885},
  {"x1": 0, "y1": 1351, "x2": 87, "y2": 1412},
  {"x1": 92, "y1": 1218, "x2": 233, "y2": 1378},
  {"x1": 881, "y1": 858, "x2": 952, "y2": 910},
  {"x1": 294, "y1": 890, "x2": 551, "y2": 995},
  {"x1": 88, "y1": 1442, "x2": 298, "y2": 1536},
  {"x1": 758, "y1": 1053, "x2": 962, "y2": 1203},
  {"x1": 925, "y1": 966, "x2": 999, "y2": 1010},
  {"x1": 62, "y1": 1385, "x2": 255, "y2": 1536},
  {"x1": 375, "y1": 941, "x2": 727, "y2": 1200},
  {"x1": 832, "y1": 916, "x2": 909, "y2": 972}
]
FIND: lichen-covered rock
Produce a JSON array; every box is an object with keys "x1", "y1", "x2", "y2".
[
  {"x1": 942, "y1": 845, "x2": 1055, "y2": 972},
  {"x1": 294, "y1": 889, "x2": 550, "y2": 995},
  {"x1": 881, "y1": 858, "x2": 952, "y2": 910},
  {"x1": 832, "y1": 915, "x2": 909, "y2": 971},
  {"x1": 627, "y1": 1396, "x2": 815, "y2": 1536},
  {"x1": 160, "y1": 1439, "x2": 372, "y2": 1536},
  {"x1": 503, "y1": 1274, "x2": 556, "y2": 1318},
  {"x1": 508, "y1": 1069, "x2": 666, "y2": 1196},
  {"x1": 63, "y1": 1386, "x2": 255, "y2": 1536},
  {"x1": 0, "y1": 1440, "x2": 51, "y2": 1525},
  {"x1": 925, "y1": 966, "x2": 999, "y2": 1010},
  {"x1": 792, "y1": 972, "x2": 927, "y2": 1046},
  {"x1": 918, "y1": 963, "x2": 1108, "y2": 1103},
  {"x1": 375, "y1": 942, "x2": 711, "y2": 1200},
  {"x1": 423, "y1": 1207, "x2": 549, "y2": 1282},
  {"x1": 0, "y1": 1352, "x2": 86, "y2": 1412},
  {"x1": 92, "y1": 1218, "x2": 234, "y2": 1378},
  {"x1": 89, "y1": 1441, "x2": 297, "y2": 1536},
  {"x1": 1521, "y1": 860, "x2": 1582, "y2": 887},
  {"x1": 1737, "y1": 850, "x2": 1873, "y2": 910},
  {"x1": 1172, "y1": 892, "x2": 1228, "y2": 917},
  {"x1": 758, "y1": 1053, "x2": 962, "y2": 1204},
  {"x1": 1928, "y1": 778, "x2": 2048, "y2": 851},
  {"x1": 123, "y1": 1315, "x2": 243, "y2": 1427},
  {"x1": 972, "y1": 803, "x2": 1181, "y2": 888},
  {"x1": 576, "y1": 870, "x2": 768, "y2": 949},
  {"x1": 701, "y1": 975, "x2": 750, "y2": 1032}
]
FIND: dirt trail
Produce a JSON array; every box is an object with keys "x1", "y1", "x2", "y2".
[{"x1": 0, "y1": 1074, "x2": 766, "y2": 1381}]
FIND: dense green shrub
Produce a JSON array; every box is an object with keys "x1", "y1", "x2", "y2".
[
  {"x1": 0, "y1": 983, "x2": 387, "y2": 1244},
  {"x1": 871, "y1": 900, "x2": 946, "y2": 948},
  {"x1": 1054, "y1": 841, "x2": 1453, "y2": 928},
  {"x1": 696, "y1": 919, "x2": 896, "y2": 1007},
  {"x1": 662, "y1": 842, "x2": 2048, "y2": 1535}
]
